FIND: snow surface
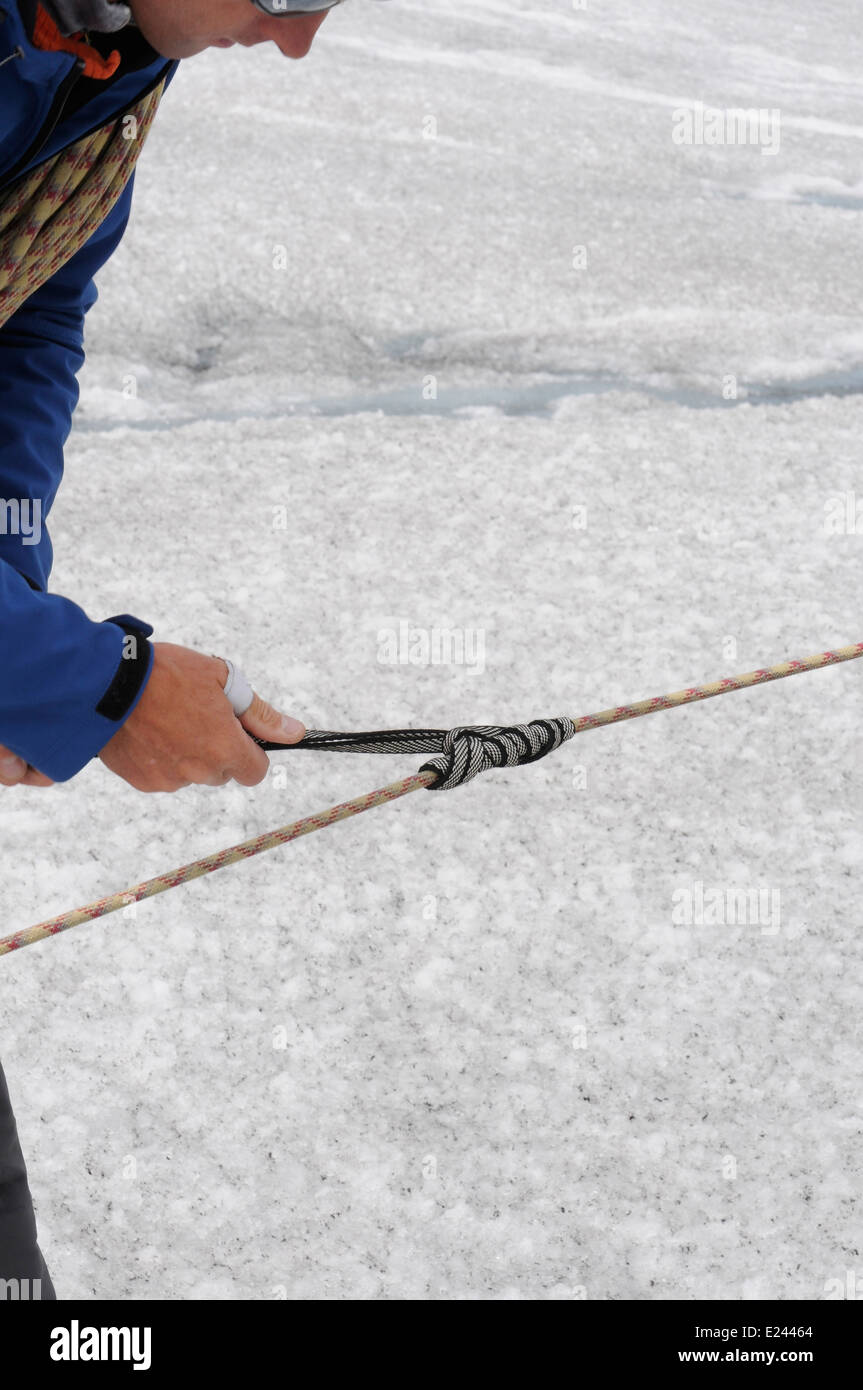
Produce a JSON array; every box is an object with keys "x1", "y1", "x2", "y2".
[{"x1": 2, "y1": 0, "x2": 863, "y2": 1301}]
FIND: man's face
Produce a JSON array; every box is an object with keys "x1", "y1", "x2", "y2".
[{"x1": 130, "y1": 0, "x2": 332, "y2": 60}]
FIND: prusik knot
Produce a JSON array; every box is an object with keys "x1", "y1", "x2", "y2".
[{"x1": 419, "y1": 717, "x2": 575, "y2": 791}]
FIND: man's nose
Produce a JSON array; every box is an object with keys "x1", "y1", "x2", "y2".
[{"x1": 266, "y1": 12, "x2": 330, "y2": 58}]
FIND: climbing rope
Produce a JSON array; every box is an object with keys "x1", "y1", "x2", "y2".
[
  {"x1": 0, "y1": 640, "x2": 859, "y2": 959},
  {"x1": 0, "y1": 77, "x2": 166, "y2": 329}
]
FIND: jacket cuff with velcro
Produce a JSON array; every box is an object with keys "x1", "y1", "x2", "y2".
[
  {"x1": 95, "y1": 613, "x2": 154, "y2": 720},
  {"x1": 0, "y1": 597, "x2": 156, "y2": 783},
  {"x1": 27, "y1": 612, "x2": 154, "y2": 782}
]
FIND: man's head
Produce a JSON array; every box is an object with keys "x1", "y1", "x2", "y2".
[{"x1": 129, "y1": 0, "x2": 338, "y2": 60}]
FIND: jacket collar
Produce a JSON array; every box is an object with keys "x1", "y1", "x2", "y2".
[
  {"x1": 31, "y1": 4, "x2": 124, "y2": 77},
  {"x1": 18, "y1": 0, "x2": 134, "y2": 39}
]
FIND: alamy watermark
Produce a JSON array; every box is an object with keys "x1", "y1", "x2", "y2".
[
  {"x1": 824, "y1": 1270, "x2": 863, "y2": 1300},
  {"x1": 0, "y1": 497, "x2": 41, "y2": 546},
  {"x1": 1, "y1": 1277, "x2": 43, "y2": 1300},
  {"x1": 672, "y1": 880, "x2": 781, "y2": 935},
  {"x1": 377, "y1": 618, "x2": 486, "y2": 675},
  {"x1": 672, "y1": 102, "x2": 781, "y2": 156},
  {"x1": 50, "y1": 1321, "x2": 151, "y2": 1371},
  {"x1": 823, "y1": 491, "x2": 863, "y2": 535}
]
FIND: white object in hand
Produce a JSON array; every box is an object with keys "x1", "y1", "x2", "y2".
[{"x1": 220, "y1": 659, "x2": 254, "y2": 717}]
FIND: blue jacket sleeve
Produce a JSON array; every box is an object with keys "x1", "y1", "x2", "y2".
[{"x1": 0, "y1": 173, "x2": 154, "y2": 782}]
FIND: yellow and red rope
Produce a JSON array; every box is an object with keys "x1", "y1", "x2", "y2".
[{"x1": 2, "y1": 640, "x2": 860, "y2": 959}]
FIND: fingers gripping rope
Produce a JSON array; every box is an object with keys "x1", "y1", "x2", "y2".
[{"x1": 419, "y1": 717, "x2": 576, "y2": 790}]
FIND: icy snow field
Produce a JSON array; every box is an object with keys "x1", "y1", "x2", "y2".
[{"x1": 3, "y1": 0, "x2": 863, "y2": 1300}]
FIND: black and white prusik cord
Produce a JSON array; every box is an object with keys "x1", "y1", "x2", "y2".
[{"x1": 252, "y1": 718, "x2": 577, "y2": 791}]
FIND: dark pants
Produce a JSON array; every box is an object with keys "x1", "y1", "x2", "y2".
[{"x1": 0, "y1": 1057, "x2": 55, "y2": 1301}]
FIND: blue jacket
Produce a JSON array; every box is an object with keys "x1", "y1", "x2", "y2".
[{"x1": 0, "y1": 0, "x2": 178, "y2": 779}]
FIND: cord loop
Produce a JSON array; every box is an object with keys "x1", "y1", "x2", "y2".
[{"x1": 419, "y1": 717, "x2": 575, "y2": 790}]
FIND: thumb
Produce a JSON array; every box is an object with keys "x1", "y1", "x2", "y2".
[{"x1": 238, "y1": 690, "x2": 306, "y2": 746}]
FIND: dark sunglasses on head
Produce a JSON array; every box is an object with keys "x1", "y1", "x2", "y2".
[{"x1": 249, "y1": 0, "x2": 346, "y2": 14}]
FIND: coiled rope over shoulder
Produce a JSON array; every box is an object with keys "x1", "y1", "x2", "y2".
[
  {"x1": 0, "y1": 76, "x2": 167, "y2": 328},
  {"x1": 0, "y1": 640, "x2": 860, "y2": 958}
]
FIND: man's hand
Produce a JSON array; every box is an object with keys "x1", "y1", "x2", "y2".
[
  {"x1": 99, "y1": 642, "x2": 306, "y2": 791},
  {"x1": 0, "y1": 642, "x2": 306, "y2": 793}
]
